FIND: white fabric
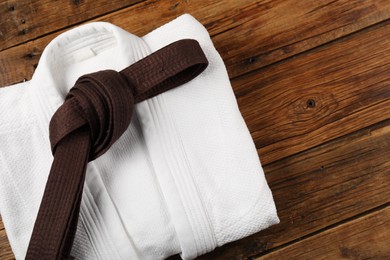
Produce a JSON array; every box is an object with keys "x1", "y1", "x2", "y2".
[{"x1": 0, "y1": 14, "x2": 279, "y2": 260}]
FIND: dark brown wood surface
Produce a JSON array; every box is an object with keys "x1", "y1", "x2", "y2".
[
  {"x1": 1, "y1": 0, "x2": 389, "y2": 259},
  {"x1": 258, "y1": 206, "x2": 390, "y2": 259}
]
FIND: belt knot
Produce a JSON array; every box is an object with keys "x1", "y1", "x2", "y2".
[{"x1": 49, "y1": 69, "x2": 134, "y2": 160}]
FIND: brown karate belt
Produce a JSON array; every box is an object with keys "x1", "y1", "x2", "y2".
[{"x1": 26, "y1": 39, "x2": 208, "y2": 260}]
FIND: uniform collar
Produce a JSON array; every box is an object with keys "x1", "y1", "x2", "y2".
[{"x1": 30, "y1": 22, "x2": 151, "y2": 134}]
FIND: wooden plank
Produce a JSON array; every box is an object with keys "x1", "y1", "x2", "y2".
[
  {"x1": 1, "y1": 0, "x2": 390, "y2": 86},
  {"x1": 0, "y1": 0, "x2": 253, "y2": 86},
  {"x1": 219, "y1": 0, "x2": 390, "y2": 78},
  {"x1": 198, "y1": 120, "x2": 390, "y2": 259},
  {"x1": 0, "y1": 217, "x2": 13, "y2": 259},
  {"x1": 0, "y1": 0, "x2": 144, "y2": 51},
  {"x1": 235, "y1": 20, "x2": 390, "y2": 165},
  {"x1": 257, "y1": 206, "x2": 390, "y2": 259},
  {"x1": 0, "y1": 216, "x2": 3, "y2": 230}
]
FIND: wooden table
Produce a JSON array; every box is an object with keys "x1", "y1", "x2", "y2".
[{"x1": 1, "y1": 0, "x2": 389, "y2": 259}]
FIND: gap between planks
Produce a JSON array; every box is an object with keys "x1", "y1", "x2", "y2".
[
  {"x1": 255, "y1": 204, "x2": 390, "y2": 259},
  {"x1": 0, "y1": 0, "x2": 146, "y2": 51}
]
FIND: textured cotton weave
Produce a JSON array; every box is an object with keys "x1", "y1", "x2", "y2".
[
  {"x1": 0, "y1": 14, "x2": 279, "y2": 260},
  {"x1": 26, "y1": 39, "x2": 208, "y2": 260}
]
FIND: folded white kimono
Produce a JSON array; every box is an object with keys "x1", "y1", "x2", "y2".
[{"x1": 0, "y1": 14, "x2": 279, "y2": 259}]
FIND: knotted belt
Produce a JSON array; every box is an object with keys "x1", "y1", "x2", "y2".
[{"x1": 26, "y1": 39, "x2": 208, "y2": 260}]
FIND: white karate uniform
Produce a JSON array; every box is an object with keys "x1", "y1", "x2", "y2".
[{"x1": 0, "y1": 14, "x2": 279, "y2": 259}]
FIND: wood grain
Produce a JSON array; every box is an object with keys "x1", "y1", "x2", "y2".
[
  {"x1": 0, "y1": 0, "x2": 253, "y2": 86},
  {"x1": 1, "y1": 0, "x2": 389, "y2": 259},
  {"x1": 1, "y1": 0, "x2": 390, "y2": 86},
  {"x1": 256, "y1": 205, "x2": 390, "y2": 259},
  {"x1": 218, "y1": 0, "x2": 390, "y2": 78},
  {"x1": 235, "y1": 20, "x2": 390, "y2": 165},
  {"x1": 0, "y1": 217, "x2": 13, "y2": 260},
  {"x1": 0, "y1": 0, "x2": 144, "y2": 51},
  {"x1": 199, "y1": 120, "x2": 390, "y2": 259}
]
